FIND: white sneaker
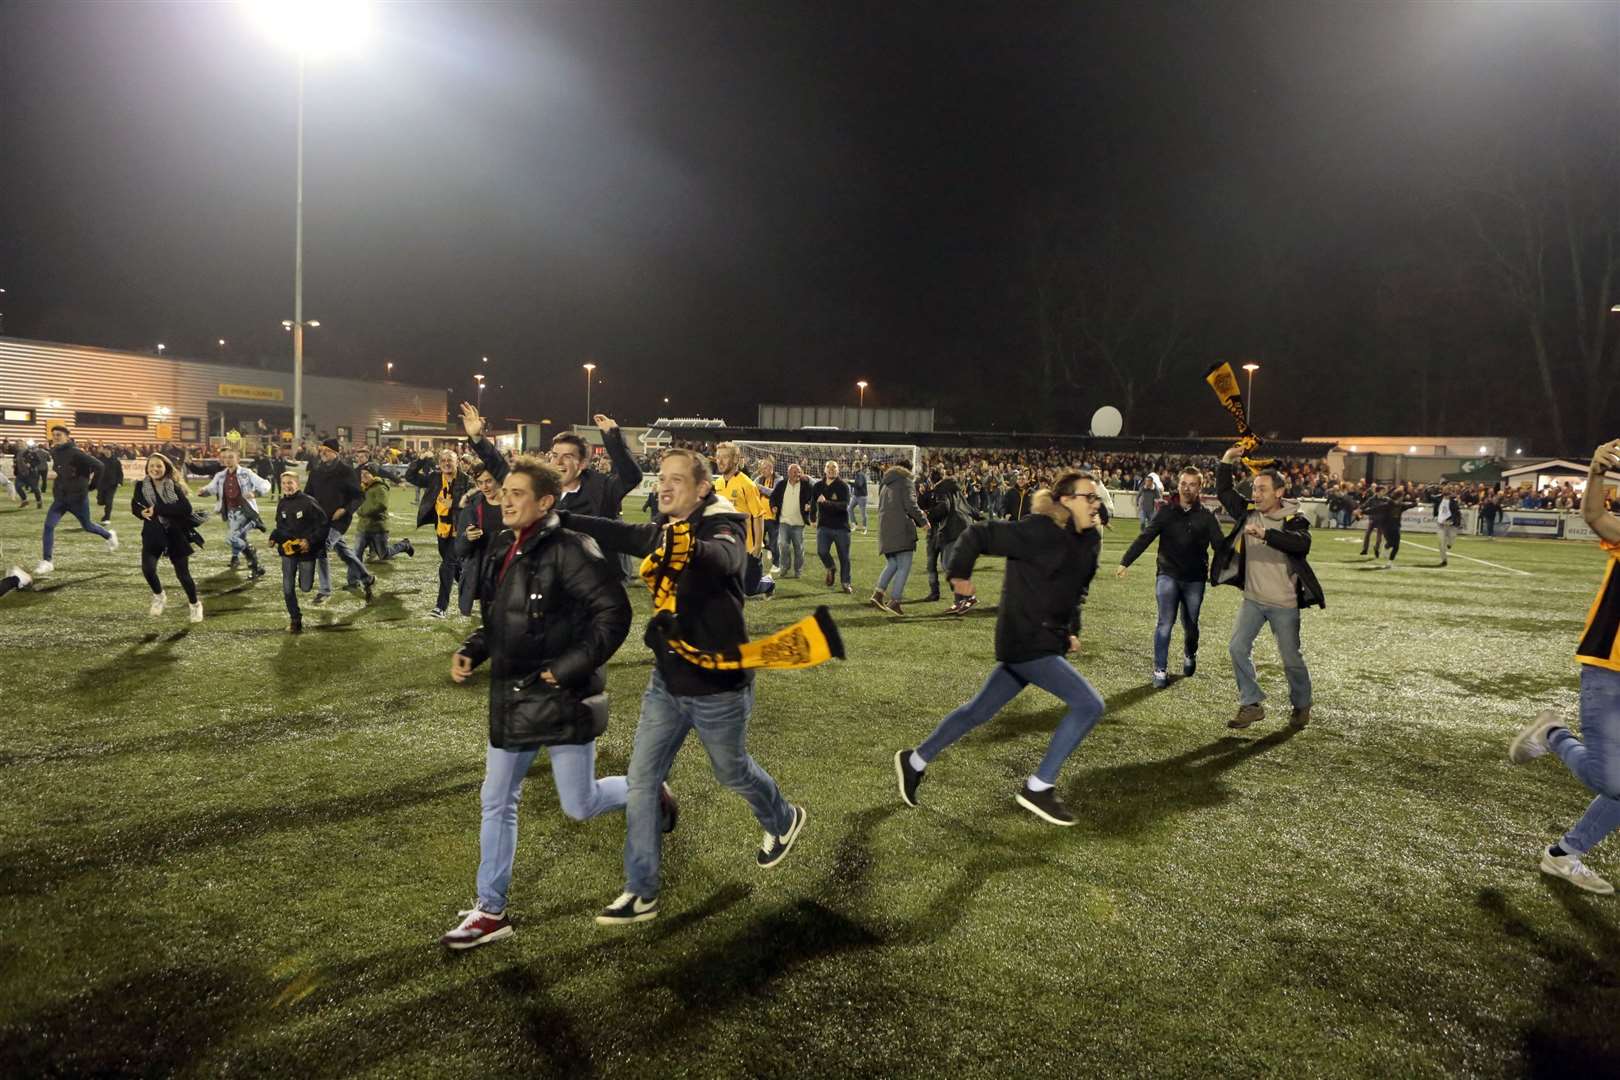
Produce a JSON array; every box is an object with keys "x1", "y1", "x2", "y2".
[
  {"x1": 188, "y1": 600, "x2": 204, "y2": 623},
  {"x1": 1540, "y1": 846, "x2": 1614, "y2": 895},
  {"x1": 149, "y1": 592, "x2": 166, "y2": 617},
  {"x1": 32, "y1": 560, "x2": 53, "y2": 576},
  {"x1": 8, "y1": 566, "x2": 30, "y2": 589},
  {"x1": 1509, "y1": 709, "x2": 1563, "y2": 764},
  {"x1": 105, "y1": 528, "x2": 119, "y2": 553}
]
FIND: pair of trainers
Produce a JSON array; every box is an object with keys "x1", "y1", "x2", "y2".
[
  {"x1": 1227, "y1": 703, "x2": 1311, "y2": 730},
  {"x1": 894, "y1": 750, "x2": 1075, "y2": 826},
  {"x1": 596, "y1": 801, "x2": 807, "y2": 927},
  {"x1": 1510, "y1": 710, "x2": 1614, "y2": 895},
  {"x1": 148, "y1": 593, "x2": 204, "y2": 622}
]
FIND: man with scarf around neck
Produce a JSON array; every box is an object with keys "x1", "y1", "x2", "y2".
[
  {"x1": 561, "y1": 447, "x2": 809, "y2": 926},
  {"x1": 895, "y1": 472, "x2": 1107, "y2": 827}
]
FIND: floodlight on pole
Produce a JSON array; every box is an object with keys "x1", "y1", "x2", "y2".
[
  {"x1": 156, "y1": 343, "x2": 166, "y2": 355},
  {"x1": 1241, "y1": 363, "x2": 1260, "y2": 427},
  {"x1": 857, "y1": 380, "x2": 868, "y2": 409},
  {"x1": 474, "y1": 372, "x2": 486, "y2": 410},
  {"x1": 385, "y1": 361, "x2": 393, "y2": 378},
  {"x1": 583, "y1": 363, "x2": 597, "y2": 422},
  {"x1": 245, "y1": 0, "x2": 372, "y2": 443}
]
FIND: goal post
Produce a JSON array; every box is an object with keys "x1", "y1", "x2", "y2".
[{"x1": 729, "y1": 439, "x2": 921, "y2": 479}]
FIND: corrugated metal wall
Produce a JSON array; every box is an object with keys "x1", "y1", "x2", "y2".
[
  {"x1": 756, "y1": 403, "x2": 935, "y2": 433},
  {"x1": 0, "y1": 338, "x2": 446, "y2": 443}
]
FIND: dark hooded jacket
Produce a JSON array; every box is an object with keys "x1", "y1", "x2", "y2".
[{"x1": 49, "y1": 439, "x2": 102, "y2": 501}]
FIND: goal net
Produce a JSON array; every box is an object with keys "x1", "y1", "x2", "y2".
[{"x1": 730, "y1": 440, "x2": 921, "y2": 481}]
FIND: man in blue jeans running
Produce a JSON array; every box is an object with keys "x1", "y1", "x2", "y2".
[
  {"x1": 1116, "y1": 466, "x2": 1224, "y2": 689},
  {"x1": 562, "y1": 447, "x2": 807, "y2": 926},
  {"x1": 1508, "y1": 438, "x2": 1620, "y2": 896},
  {"x1": 34, "y1": 425, "x2": 118, "y2": 576},
  {"x1": 1211, "y1": 444, "x2": 1325, "y2": 731}
]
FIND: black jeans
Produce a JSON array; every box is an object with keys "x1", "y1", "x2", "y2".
[
  {"x1": 142, "y1": 549, "x2": 198, "y2": 603},
  {"x1": 282, "y1": 556, "x2": 315, "y2": 620},
  {"x1": 436, "y1": 535, "x2": 460, "y2": 611}
]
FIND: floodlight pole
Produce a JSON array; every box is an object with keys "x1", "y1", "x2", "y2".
[{"x1": 292, "y1": 53, "x2": 306, "y2": 445}]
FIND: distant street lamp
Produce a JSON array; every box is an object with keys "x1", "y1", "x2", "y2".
[
  {"x1": 474, "y1": 372, "x2": 486, "y2": 411},
  {"x1": 583, "y1": 362, "x2": 597, "y2": 422},
  {"x1": 1241, "y1": 363, "x2": 1259, "y2": 427},
  {"x1": 385, "y1": 361, "x2": 394, "y2": 378},
  {"x1": 156, "y1": 343, "x2": 166, "y2": 355},
  {"x1": 857, "y1": 380, "x2": 868, "y2": 409}
]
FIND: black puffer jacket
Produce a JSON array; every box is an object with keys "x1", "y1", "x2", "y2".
[
  {"x1": 563, "y1": 493, "x2": 751, "y2": 697},
  {"x1": 946, "y1": 509, "x2": 1100, "y2": 663},
  {"x1": 460, "y1": 515, "x2": 632, "y2": 749},
  {"x1": 130, "y1": 481, "x2": 199, "y2": 561},
  {"x1": 50, "y1": 440, "x2": 102, "y2": 501}
]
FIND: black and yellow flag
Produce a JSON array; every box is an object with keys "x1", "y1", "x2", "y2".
[{"x1": 1204, "y1": 362, "x2": 1274, "y2": 467}]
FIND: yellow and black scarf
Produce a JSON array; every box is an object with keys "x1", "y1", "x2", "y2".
[
  {"x1": 1205, "y1": 361, "x2": 1275, "y2": 468},
  {"x1": 639, "y1": 517, "x2": 844, "y2": 671}
]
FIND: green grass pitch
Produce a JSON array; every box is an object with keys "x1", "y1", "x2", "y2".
[{"x1": 1, "y1": 490, "x2": 1616, "y2": 1077}]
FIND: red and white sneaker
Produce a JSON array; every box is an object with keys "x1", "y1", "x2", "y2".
[{"x1": 440, "y1": 906, "x2": 513, "y2": 950}]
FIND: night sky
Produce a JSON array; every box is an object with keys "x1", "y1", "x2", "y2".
[{"x1": 2, "y1": 2, "x2": 1616, "y2": 448}]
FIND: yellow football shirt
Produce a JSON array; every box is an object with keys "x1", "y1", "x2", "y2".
[{"x1": 716, "y1": 471, "x2": 765, "y2": 554}]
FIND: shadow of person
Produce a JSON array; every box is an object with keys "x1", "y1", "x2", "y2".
[
  {"x1": 1475, "y1": 886, "x2": 1620, "y2": 1075},
  {"x1": 1064, "y1": 727, "x2": 1302, "y2": 838},
  {"x1": 67, "y1": 628, "x2": 190, "y2": 694}
]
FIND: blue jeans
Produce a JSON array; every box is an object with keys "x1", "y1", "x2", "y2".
[
  {"x1": 225, "y1": 509, "x2": 260, "y2": 560},
  {"x1": 917, "y1": 654, "x2": 1105, "y2": 784},
  {"x1": 778, "y1": 524, "x2": 805, "y2": 573},
  {"x1": 315, "y1": 527, "x2": 371, "y2": 593},
  {"x1": 851, "y1": 495, "x2": 868, "y2": 528},
  {"x1": 280, "y1": 556, "x2": 315, "y2": 619},
  {"x1": 623, "y1": 672, "x2": 792, "y2": 898},
  {"x1": 817, "y1": 526, "x2": 852, "y2": 585},
  {"x1": 478, "y1": 740, "x2": 627, "y2": 912},
  {"x1": 42, "y1": 495, "x2": 112, "y2": 559},
  {"x1": 876, "y1": 549, "x2": 915, "y2": 600},
  {"x1": 1549, "y1": 665, "x2": 1620, "y2": 856},
  {"x1": 1229, "y1": 598, "x2": 1312, "y2": 708},
  {"x1": 359, "y1": 531, "x2": 411, "y2": 561},
  {"x1": 1153, "y1": 575, "x2": 1206, "y2": 673}
]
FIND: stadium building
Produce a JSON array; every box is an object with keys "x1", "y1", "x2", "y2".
[{"x1": 0, "y1": 337, "x2": 447, "y2": 447}]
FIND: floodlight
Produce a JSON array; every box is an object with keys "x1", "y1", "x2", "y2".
[{"x1": 242, "y1": 0, "x2": 372, "y2": 59}]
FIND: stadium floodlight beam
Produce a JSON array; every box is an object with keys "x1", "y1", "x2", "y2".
[
  {"x1": 583, "y1": 362, "x2": 597, "y2": 422},
  {"x1": 245, "y1": 0, "x2": 372, "y2": 443}
]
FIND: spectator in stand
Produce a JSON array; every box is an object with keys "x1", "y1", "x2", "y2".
[{"x1": 1002, "y1": 470, "x2": 1035, "y2": 520}]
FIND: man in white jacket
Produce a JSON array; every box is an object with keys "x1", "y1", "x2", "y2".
[{"x1": 196, "y1": 446, "x2": 272, "y2": 578}]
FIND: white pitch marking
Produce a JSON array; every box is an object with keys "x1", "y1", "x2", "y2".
[{"x1": 1327, "y1": 534, "x2": 1534, "y2": 575}]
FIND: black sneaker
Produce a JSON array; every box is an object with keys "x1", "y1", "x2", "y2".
[
  {"x1": 922, "y1": 590, "x2": 940, "y2": 603},
  {"x1": 1182, "y1": 654, "x2": 1196, "y2": 677},
  {"x1": 894, "y1": 749, "x2": 924, "y2": 807},
  {"x1": 229, "y1": 556, "x2": 240, "y2": 570},
  {"x1": 757, "y1": 804, "x2": 807, "y2": 868},
  {"x1": 312, "y1": 592, "x2": 330, "y2": 606},
  {"x1": 249, "y1": 564, "x2": 266, "y2": 581},
  {"x1": 363, "y1": 576, "x2": 375, "y2": 602},
  {"x1": 948, "y1": 594, "x2": 979, "y2": 617},
  {"x1": 287, "y1": 619, "x2": 302, "y2": 634},
  {"x1": 595, "y1": 891, "x2": 658, "y2": 926},
  {"x1": 1016, "y1": 783, "x2": 1076, "y2": 827},
  {"x1": 659, "y1": 782, "x2": 679, "y2": 834},
  {"x1": 402, "y1": 539, "x2": 415, "y2": 558}
]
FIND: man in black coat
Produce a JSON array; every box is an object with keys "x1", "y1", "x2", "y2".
[
  {"x1": 35, "y1": 425, "x2": 118, "y2": 576},
  {"x1": 303, "y1": 437, "x2": 374, "y2": 602},
  {"x1": 13, "y1": 444, "x2": 45, "y2": 508},
  {"x1": 1117, "y1": 466, "x2": 1225, "y2": 688},
  {"x1": 551, "y1": 416, "x2": 643, "y2": 581}
]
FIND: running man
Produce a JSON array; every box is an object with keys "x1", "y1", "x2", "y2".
[{"x1": 1116, "y1": 466, "x2": 1224, "y2": 689}]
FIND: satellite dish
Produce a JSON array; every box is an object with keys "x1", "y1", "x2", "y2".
[{"x1": 1090, "y1": 405, "x2": 1123, "y2": 438}]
